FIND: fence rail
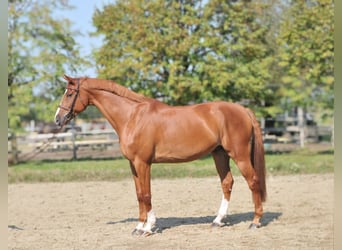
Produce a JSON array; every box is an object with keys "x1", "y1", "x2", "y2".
[{"x1": 8, "y1": 130, "x2": 122, "y2": 164}]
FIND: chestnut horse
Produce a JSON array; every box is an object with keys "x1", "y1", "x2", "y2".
[{"x1": 54, "y1": 75, "x2": 266, "y2": 236}]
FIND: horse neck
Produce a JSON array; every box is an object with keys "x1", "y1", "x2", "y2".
[{"x1": 84, "y1": 78, "x2": 145, "y2": 135}]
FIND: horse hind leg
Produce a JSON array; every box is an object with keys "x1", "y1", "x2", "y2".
[
  {"x1": 211, "y1": 146, "x2": 234, "y2": 227},
  {"x1": 235, "y1": 158, "x2": 263, "y2": 229}
]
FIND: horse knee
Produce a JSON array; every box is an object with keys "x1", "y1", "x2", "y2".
[
  {"x1": 222, "y1": 177, "x2": 234, "y2": 191},
  {"x1": 137, "y1": 193, "x2": 151, "y2": 204},
  {"x1": 143, "y1": 194, "x2": 152, "y2": 205}
]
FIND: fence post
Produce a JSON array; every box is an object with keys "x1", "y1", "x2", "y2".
[
  {"x1": 298, "y1": 107, "x2": 305, "y2": 148},
  {"x1": 71, "y1": 121, "x2": 77, "y2": 160},
  {"x1": 9, "y1": 132, "x2": 19, "y2": 165}
]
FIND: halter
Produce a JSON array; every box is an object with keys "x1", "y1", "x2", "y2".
[{"x1": 58, "y1": 78, "x2": 85, "y2": 121}]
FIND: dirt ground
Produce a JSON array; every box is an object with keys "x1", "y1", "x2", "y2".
[{"x1": 8, "y1": 173, "x2": 333, "y2": 250}]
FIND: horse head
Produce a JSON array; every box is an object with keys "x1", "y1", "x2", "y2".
[{"x1": 54, "y1": 75, "x2": 89, "y2": 128}]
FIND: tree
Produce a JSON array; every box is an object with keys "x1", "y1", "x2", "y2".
[
  {"x1": 92, "y1": 0, "x2": 275, "y2": 108},
  {"x1": 276, "y1": 0, "x2": 334, "y2": 146},
  {"x1": 201, "y1": 0, "x2": 275, "y2": 109},
  {"x1": 8, "y1": 0, "x2": 88, "y2": 131}
]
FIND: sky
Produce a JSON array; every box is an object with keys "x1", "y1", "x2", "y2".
[{"x1": 57, "y1": 0, "x2": 112, "y2": 77}]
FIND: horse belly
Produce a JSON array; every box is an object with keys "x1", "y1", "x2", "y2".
[{"x1": 152, "y1": 130, "x2": 218, "y2": 163}]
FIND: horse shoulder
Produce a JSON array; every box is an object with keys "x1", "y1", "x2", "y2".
[{"x1": 119, "y1": 100, "x2": 162, "y2": 161}]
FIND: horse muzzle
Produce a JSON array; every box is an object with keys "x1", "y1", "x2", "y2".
[{"x1": 55, "y1": 112, "x2": 74, "y2": 128}]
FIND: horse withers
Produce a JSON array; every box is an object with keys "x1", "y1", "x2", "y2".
[{"x1": 54, "y1": 75, "x2": 266, "y2": 236}]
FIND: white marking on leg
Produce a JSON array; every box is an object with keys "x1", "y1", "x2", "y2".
[
  {"x1": 143, "y1": 210, "x2": 156, "y2": 232},
  {"x1": 135, "y1": 221, "x2": 144, "y2": 231},
  {"x1": 213, "y1": 195, "x2": 229, "y2": 225}
]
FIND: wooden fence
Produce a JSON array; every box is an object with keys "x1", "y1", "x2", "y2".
[{"x1": 8, "y1": 130, "x2": 122, "y2": 164}]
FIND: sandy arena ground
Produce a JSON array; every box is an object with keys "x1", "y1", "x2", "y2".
[{"x1": 8, "y1": 173, "x2": 333, "y2": 249}]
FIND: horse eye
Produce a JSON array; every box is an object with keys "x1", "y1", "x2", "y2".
[{"x1": 66, "y1": 92, "x2": 73, "y2": 97}]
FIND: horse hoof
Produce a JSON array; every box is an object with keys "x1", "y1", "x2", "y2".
[
  {"x1": 248, "y1": 223, "x2": 261, "y2": 229},
  {"x1": 211, "y1": 222, "x2": 224, "y2": 228},
  {"x1": 131, "y1": 228, "x2": 154, "y2": 237},
  {"x1": 131, "y1": 228, "x2": 144, "y2": 236},
  {"x1": 142, "y1": 230, "x2": 153, "y2": 237}
]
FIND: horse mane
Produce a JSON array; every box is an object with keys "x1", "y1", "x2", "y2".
[{"x1": 87, "y1": 78, "x2": 147, "y2": 103}]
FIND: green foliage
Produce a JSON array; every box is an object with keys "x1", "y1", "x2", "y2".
[
  {"x1": 92, "y1": 0, "x2": 275, "y2": 107},
  {"x1": 91, "y1": 0, "x2": 333, "y2": 120},
  {"x1": 276, "y1": 0, "x2": 334, "y2": 113},
  {"x1": 8, "y1": 0, "x2": 89, "y2": 131}
]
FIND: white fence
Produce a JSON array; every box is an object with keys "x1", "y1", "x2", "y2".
[{"x1": 8, "y1": 130, "x2": 122, "y2": 163}]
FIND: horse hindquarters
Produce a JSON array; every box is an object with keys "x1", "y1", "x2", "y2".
[{"x1": 219, "y1": 105, "x2": 266, "y2": 228}]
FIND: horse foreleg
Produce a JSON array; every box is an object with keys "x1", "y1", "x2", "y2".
[
  {"x1": 130, "y1": 160, "x2": 156, "y2": 236},
  {"x1": 211, "y1": 148, "x2": 234, "y2": 227}
]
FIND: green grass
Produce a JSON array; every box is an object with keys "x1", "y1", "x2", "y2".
[{"x1": 8, "y1": 149, "x2": 334, "y2": 183}]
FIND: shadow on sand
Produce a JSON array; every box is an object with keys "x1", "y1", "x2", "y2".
[{"x1": 107, "y1": 211, "x2": 282, "y2": 233}]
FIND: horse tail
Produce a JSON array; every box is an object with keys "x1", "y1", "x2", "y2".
[{"x1": 246, "y1": 108, "x2": 267, "y2": 202}]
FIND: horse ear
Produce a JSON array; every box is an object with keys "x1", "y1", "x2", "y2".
[{"x1": 63, "y1": 74, "x2": 72, "y2": 82}]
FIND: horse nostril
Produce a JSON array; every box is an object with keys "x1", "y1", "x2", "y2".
[{"x1": 55, "y1": 115, "x2": 60, "y2": 126}]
